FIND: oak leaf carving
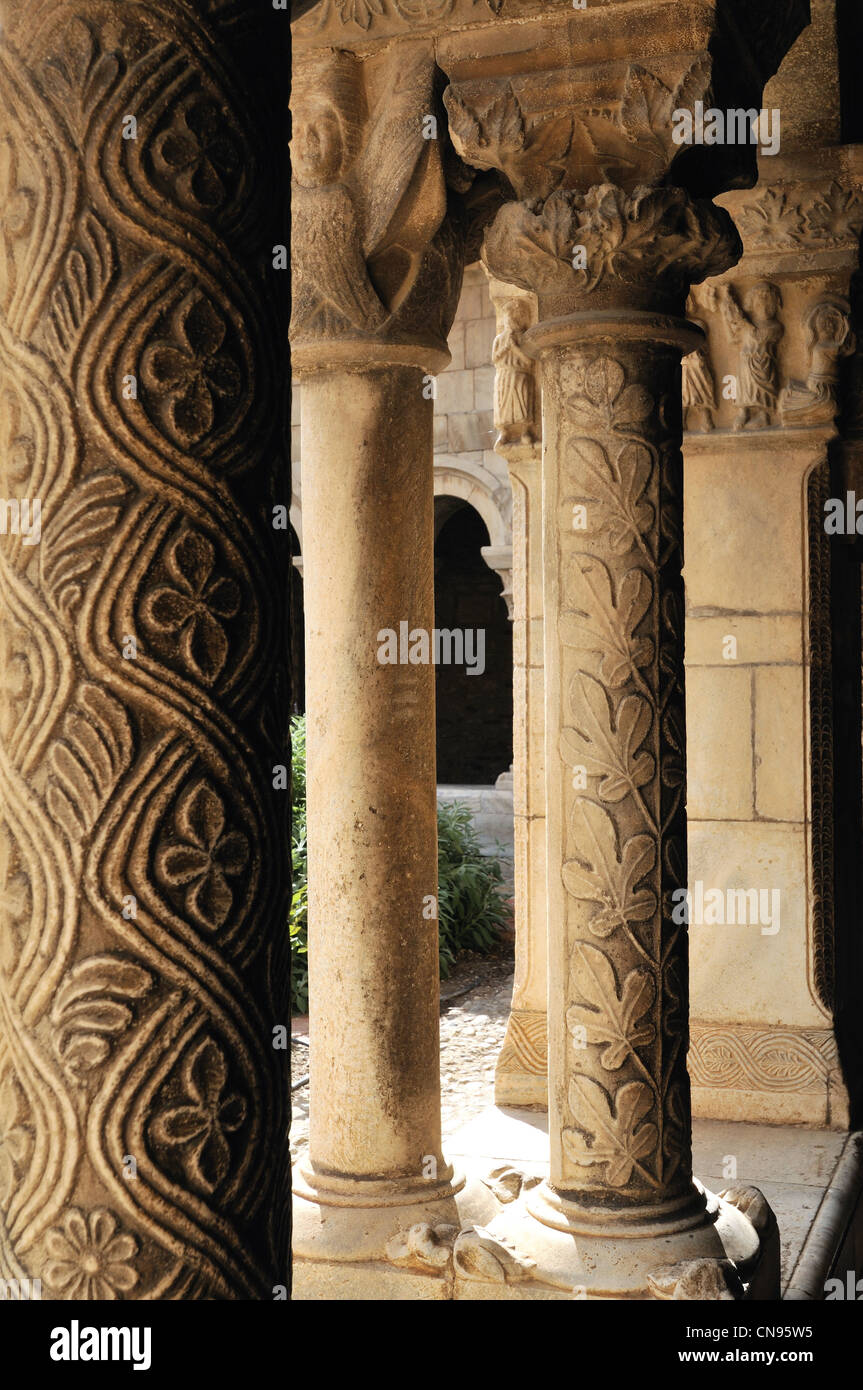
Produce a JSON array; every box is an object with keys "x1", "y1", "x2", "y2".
[
  {"x1": 559, "y1": 556, "x2": 653, "y2": 688},
  {"x1": 563, "y1": 1075, "x2": 657, "y2": 1186},
  {"x1": 568, "y1": 356, "x2": 653, "y2": 430},
  {"x1": 562, "y1": 799, "x2": 656, "y2": 937},
  {"x1": 562, "y1": 671, "x2": 654, "y2": 803},
  {"x1": 566, "y1": 942, "x2": 655, "y2": 1070}
]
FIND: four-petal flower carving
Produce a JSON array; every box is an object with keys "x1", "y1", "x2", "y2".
[
  {"x1": 0, "y1": 136, "x2": 35, "y2": 305},
  {"x1": 154, "y1": 99, "x2": 241, "y2": 211},
  {"x1": 141, "y1": 529, "x2": 240, "y2": 685},
  {"x1": 141, "y1": 292, "x2": 241, "y2": 446},
  {"x1": 156, "y1": 778, "x2": 249, "y2": 932},
  {"x1": 44, "y1": 1208, "x2": 138, "y2": 1300},
  {"x1": 150, "y1": 1036, "x2": 246, "y2": 1194}
]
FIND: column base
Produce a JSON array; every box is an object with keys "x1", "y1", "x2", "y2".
[
  {"x1": 494, "y1": 1009, "x2": 548, "y2": 1107},
  {"x1": 292, "y1": 1155, "x2": 778, "y2": 1299},
  {"x1": 291, "y1": 1159, "x2": 501, "y2": 1300},
  {"x1": 451, "y1": 1178, "x2": 780, "y2": 1300}
]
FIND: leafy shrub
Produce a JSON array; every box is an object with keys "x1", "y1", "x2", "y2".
[
  {"x1": 435, "y1": 799, "x2": 509, "y2": 979},
  {"x1": 289, "y1": 716, "x2": 509, "y2": 1012}
]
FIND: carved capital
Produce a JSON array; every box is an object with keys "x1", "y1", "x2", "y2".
[
  {"x1": 482, "y1": 184, "x2": 741, "y2": 319},
  {"x1": 444, "y1": 62, "x2": 716, "y2": 202},
  {"x1": 290, "y1": 44, "x2": 469, "y2": 372}
]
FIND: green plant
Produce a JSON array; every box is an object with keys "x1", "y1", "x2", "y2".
[
  {"x1": 435, "y1": 799, "x2": 509, "y2": 979},
  {"x1": 288, "y1": 716, "x2": 509, "y2": 1011}
]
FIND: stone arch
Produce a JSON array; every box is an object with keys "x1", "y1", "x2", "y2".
[
  {"x1": 433, "y1": 462, "x2": 511, "y2": 550},
  {"x1": 433, "y1": 498, "x2": 512, "y2": 786}
]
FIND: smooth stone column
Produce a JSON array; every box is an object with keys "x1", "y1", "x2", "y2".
[
  {"x1": 300, "y1": 359, "x2": 446, "y2": 1183},
  {"x1": 291, "y1": 352, "x2": 500, "y2": 1296}
]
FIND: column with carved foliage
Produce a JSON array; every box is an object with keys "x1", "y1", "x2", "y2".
[
  {"x1": 0, "y1": 2, "x2": 290, "y2": 1299},
  {"x1": 476, "y1": 185, "x2": 781, "y2": 1298}
]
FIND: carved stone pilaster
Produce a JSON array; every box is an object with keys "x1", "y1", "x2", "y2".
[
  {"x1": 484, "y1": 276, "x2": 547, "y2": 1103},
  {"x1": 681, "y1": 141, "x2": 863, "y2": 1129},
  {"x1": 0, "y1": 2, "x2": 290, "y2": 1298}
]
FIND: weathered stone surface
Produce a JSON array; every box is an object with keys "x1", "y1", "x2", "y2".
[
  {"x1": 681, "y1": 15, "x2": 862, "y2": 1127},
  {"x1": 289, "y1": 0, "x2": 812, "y2": 1299},
  {"x1": 0, "y1": 0, "x2": 290, "y2": 1298}
]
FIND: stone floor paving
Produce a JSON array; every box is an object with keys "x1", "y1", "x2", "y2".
[
  {"x1": 446, "y1": 1098, "x2": 851, "y2": 1291},
  {"x1": 291, "y1": 962, "x2": 852, "y2": 1294},
  {"x1": 290, "y1": 954, "x2": 514, "y2": 1160}
]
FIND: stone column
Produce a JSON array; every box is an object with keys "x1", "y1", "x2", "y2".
[
  {"x1": 298, "y1": 361, "x2": 447, "y2": 1182},
  {"x1": 485, "y1": 279, "x2": 549, "y2": 1106},
  {"x1": 0, "y1": 2, "x2": 290, "y2": 1298},
  {"x1": 477, "y1": 185, "x2": 780, "y2": 1297},
  {"x1": 289, "y1": 42, "x2": 498, "y2": 1299}
]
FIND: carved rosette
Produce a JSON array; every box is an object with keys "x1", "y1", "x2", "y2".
[
  {"x1": 0, "y1": 3, "x2": 289, "y2": 1298},
  {"x1": 484, "y1": 187, "x2": 739, "y2": 1207}
]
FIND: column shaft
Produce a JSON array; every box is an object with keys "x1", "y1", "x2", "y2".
[
  {"x1": 301, "y1": 366, "x2": 443, "y2": 1182},
  {"x1": 495, "y1": 451, "x2": 548, "y2": 1105},
  {"x1": 538, "y1": 319, "x2": 693, "y2": 1209},
  {"x1": 0, "y1": 1, "x2": 289, "y2": 1299}
]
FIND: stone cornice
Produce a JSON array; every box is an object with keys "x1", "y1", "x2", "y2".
[{"x1": 293, "y1": 0, "x2": 808, "y2": 83}]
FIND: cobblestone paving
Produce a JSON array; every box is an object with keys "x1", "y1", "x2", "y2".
[{"x1": 290, "y1": 949, "x2": 514, "y2": 1159}]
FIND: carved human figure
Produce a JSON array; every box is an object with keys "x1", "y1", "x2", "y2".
[
  {"x1": 682, "y1": 318, "x2": 717, "y2": 432},
  {"x1": 290, "y1": 54, "x2": 389, "y2": 341},
  {"x1": 492, "y1": 299, "x2": 537, "y2": 446},
  {"x1": 779, "y1": 299, "x2": 855, "y2": 426},
  {"x1": 711, "y1": 280, "x2": 783, "y2": 430}
]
